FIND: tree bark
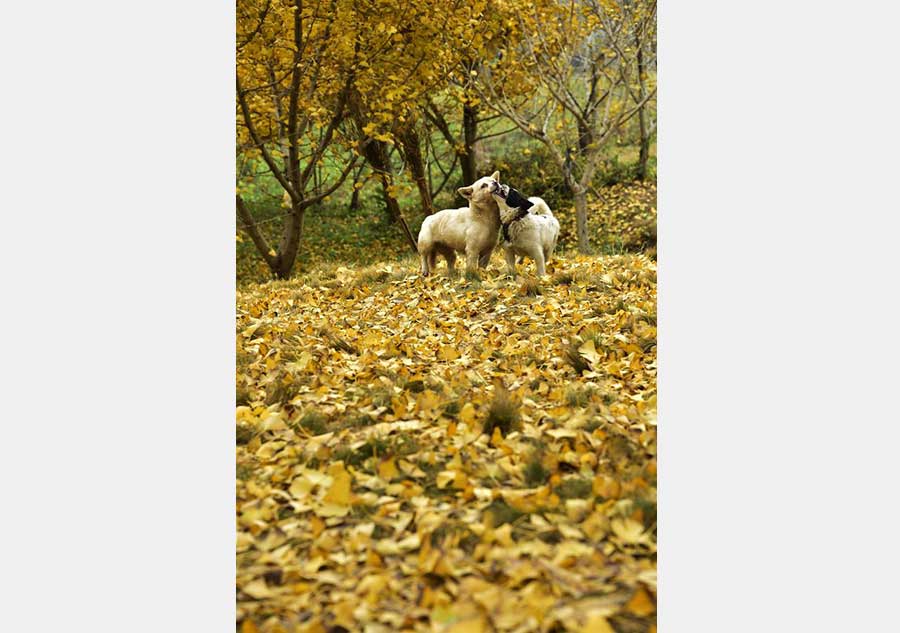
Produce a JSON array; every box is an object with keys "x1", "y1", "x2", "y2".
[
  {"x1": 361, "y1": 136, "x2": 418, "y2": 253},
  {"x1": 271, "y1": 204, "x2": 305, "y2": 279},
  {"x1": 636, "y1": 42, "x2": 650, "y2": 181},
  {"x1": 236, "y1": 194, "x2": 278, "y2": 274},
  {"x1": 573, "y1": 187, "x2": 590, "y2": 254},
  {"x1": 577, "y1": 118, "x2": 594, "y2": 156},
  {"x1": 399, "y1": 124, "x2": 433, "y2": 216},
  {"x1": 461, "y1": 103, "x2": 478, "y2": 185}
]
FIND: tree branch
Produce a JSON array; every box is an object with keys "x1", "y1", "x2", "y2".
[
  {"x1": 236, "y1": 74, "x2": 298, "y2": 200},
  {"x1": 236, "y1": 194, "x2": 278, "y2": 269}
]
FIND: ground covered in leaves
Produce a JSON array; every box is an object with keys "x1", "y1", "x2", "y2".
[{"x1": 237, "y1": 253, "x2": 657, "y2": 632}]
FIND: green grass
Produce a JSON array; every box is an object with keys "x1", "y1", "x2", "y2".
[
  {"x1": 236, "y1": 424, "x2": 255, "y2": 446},
  {"x1": 296, "y1": 410, "x2": 327, "y2": 435},
  {"x1": 523, "y1": 457, "x2": 550, "y2": 487},
  {"x1": 485, "y1": 499, "x2": 526, "y2": 527},
  {"x1": 555, "y1": 476, "x2": 593, "y2": 500}
]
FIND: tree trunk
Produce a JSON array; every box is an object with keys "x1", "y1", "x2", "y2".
[
  {"x1": 577, "y1": 118, "x2": 594, "y2": 156},
  {"x1": 274, "y1": 204, "x2": 305, "y2": 279},
  {"x1": 361, "y1": 137, "x2": 418, "y2": 253},
  {"x1": 236, "y1": 194, "x2": 279, "y2": 274},
  {"x1": 573, "y1": 187, "x2": 590, "y2": 254},
  {"x1": 461, "y1": 103, "x2": 478, "y2": 185},
  {"x1": 348, "y1": 164, "x2": 366, "y2": 211},
  {"x1": 399, "y1": 124, "x2": 433, "y2": 216},
  {"x1": 636, "y1": 41, "x2": 650, "y2": 181}
]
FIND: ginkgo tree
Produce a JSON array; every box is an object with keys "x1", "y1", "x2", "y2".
[
  {"x1": 236, "y1": 0, "x2": 361, "y2": 279},
  {"x1": 343, "y1": 0, "x2": 504, "y2": 226},
  {"x1": 237, "y1": 0, "x2": 509, "y2": 276},
  {"x1": 475, "y1": 0, "x2": 657, "y2": 252},
  {"x1": 237, "y1": 0, "x2": 657, "y2": 275}
]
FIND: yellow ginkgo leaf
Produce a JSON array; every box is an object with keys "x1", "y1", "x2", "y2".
[
  {"x1": 458, "y1": 402, "x2": 476, "y2": 425},
  {"x1": 323, "y1": 462, "x2": 352, "y2": 506},
  {"x1": 578, "y1": 339, "x2": 601, "y2": 366},
  {"x1": 378, "y1": 457, "x2": 399, "y2": 481},
  {"x1": 625, "y1": 585, "x2": 656, "y2": 617}
]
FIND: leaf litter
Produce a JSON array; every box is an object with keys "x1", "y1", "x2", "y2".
[{"x1": 237, "y1": 253, "x2": 657, "y2": 632}]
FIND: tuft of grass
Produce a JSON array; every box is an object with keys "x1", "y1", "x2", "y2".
[
  {"x1": 555, "y1": 476, "x2": 593, "y2": 500},
  {"x1": 485, "y1": 499, "x2": 525, "y2": 527},
  {"x1": 441, "y1": 400, "x2": 461, "y2": 418},
  {"x1": 464, "y1": 270, "x2": 482, "y2": 283},
  {"x1": 355, "y1": 269, "x2": 390, "y2": 286},
  {"x1": 552, "y1": 270, "x2": 576, "y2": 285},
  {"x1": 393, "y1": 433, "x2": 420, "y2": 456},
  {"x1": 518, "y1": 278, "x2": 543, "y2": 296},
  {"x1": 565, "y1": 385, "x2": 593, "y2": 407},
  {"x1": 403, "y1": 379, "x2": 426, "y2": 393},
  {"x1": 369, "y1": 386, "x2": 394, "y2": 408},
  {"x1": 265, "y1": 376, "x2": 297, "y2": 406},
  {"x1": 236, "y1": 385, "x2": 253, "y2": 407},
  {"x1": 483, "y1": 385, "x2": 521, "y2": 436},
  {"x1": 296, "y1": 410, "x2": 327, "y2": 435},
  {"x1": 564, "y1": 342, "x2": 590, "y2": 374},
  {"x1": 333, "y1": 437, "x2": 391, "y2": 468},
  {"x1": 523, "y1": 457, "x2": 550, "y2": 487},
  {"x1": 479, "y1": 291, "x2": 501, "y2": 311},
  {"x1": 638, "y1": 335, "x2": 656, "y2": 353},
  {"x1": 318, "y1": 327, "x2": 359, "y2": 354},
  {"x1": 236, "y1": 424, "x2": 255, "y2": 446},
  {"x1": 346, "y1": 413, "x2": 376, "y2": 428},
  {"x1": 633, "y1": 497, "x2": 658, "y2": 529},
  {"x1": 236, "y1": 463, "x2": 253, "y2": 481},
  {"x1": 563, "y1": 327, "x2": 606, "y2": 375},
  {"x1": 351, "y1": 504, "x2": 378, "y2": 520}
]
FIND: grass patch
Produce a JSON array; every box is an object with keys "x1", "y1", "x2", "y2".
[
  {"x1": 345, "y1": 413, "x2": 376, "y2": 428},
  {"x1": 236, "y1": 463, "x2": 253, "y2": 481},
  {"x1": 518, "y1": 278, "x2": 543, "y2": 297},
  {"x1": 563, "y1": 342, "x2": 590, "y2": 374},
  {"x1": 236, "y1": 424, "x2": 255, "y2": 446},
  {"x1": 483, "y1": 385, "x2": 521, "y2": 436},
  {"x1": 236, "y1": 385, "x2": 253, "y2": 407},
  {"x1": 441, "y1": 400, "x2": 461, "y2": 418},
  {"x1": 369, "y1": 386, "x2": 395, "y2": 408},
  {"x1": 355, "y1": 269, "x2": 391, "y2": 286},
  {"x1": 333, "y1": 437, "x2": 391, "y2": 468},
  {"x1": 318, "y1": 327, "x2": 359, "y2": 354},
  {"x1": 563, "y1": 327, "x2": 606, "y2": 375},
  {"x1": 555, "y1": 476, "x2": 593, "y2": 500},
  {"x1": 551, "y1": 270, "x2": 577, "y2": 285},
  {"x1": 393, "y1": 433, "x2": 420, "y2": 456},
  {"x1": 403, "y1": 379, "x2": 426, "y2": 393},
  {"x1": 485, "y1": 499, "x2": 526, "y2": 527},
  {"x1": 296, "y1": 410, "x2": 327, "y2": 435},
  {"x1": 565, "y1": 384, "x2": 598, "y2": 408},
  {"x1": 523, "y1": 457, "x2": 550, "y2": 487},
  {"x1": 264, "y1": 377, "x2": 297, "y2": 406}
]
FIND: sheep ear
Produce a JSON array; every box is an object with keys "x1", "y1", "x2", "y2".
[
  {"x1": 457, "y1": 186, "x2": 473, "y2": 199},
  {"x1": 490, "y1": 171, "x2": 500, "y2": 180}
]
